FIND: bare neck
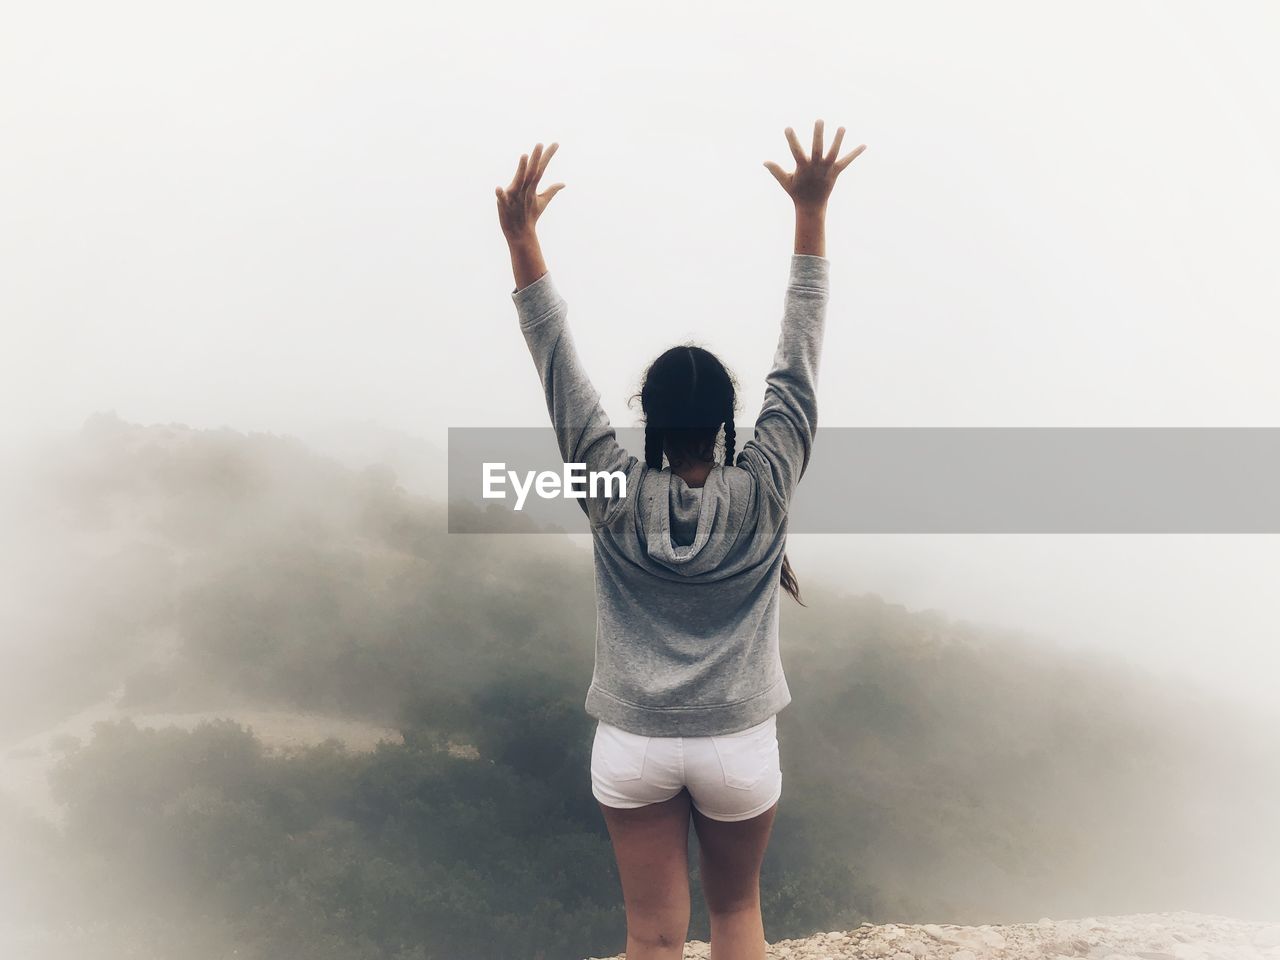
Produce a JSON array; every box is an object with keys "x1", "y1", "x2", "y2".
[{"x1": 670, "y1": 459, "x2": 714, "y2": 489}]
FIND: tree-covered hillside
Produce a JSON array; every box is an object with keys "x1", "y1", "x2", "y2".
[{"x1": 1, "y1": 414, "x2": 1276, "y2": 960}]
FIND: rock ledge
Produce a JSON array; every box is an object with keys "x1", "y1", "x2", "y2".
[{"x1": 586, "y1": 911, "x2": 1280, "y2": 960}]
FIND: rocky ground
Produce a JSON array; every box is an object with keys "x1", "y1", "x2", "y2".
[{"x1": 586, "y1": 913, "x2": 1280, "y2": 960}]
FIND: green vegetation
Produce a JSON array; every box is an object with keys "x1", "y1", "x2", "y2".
[{"x1": 1, "y1": 414, "x2": 1277, "y2": 959}]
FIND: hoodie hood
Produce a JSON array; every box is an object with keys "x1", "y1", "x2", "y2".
[{"x1": 642, "y1": 466, "x2": 744, "y2": 575}]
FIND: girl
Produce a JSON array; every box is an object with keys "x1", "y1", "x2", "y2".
[{"x1": 496, "y1": 120, "x2": 864, "y2": 960}]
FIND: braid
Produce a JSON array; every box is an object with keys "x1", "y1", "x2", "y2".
[
  {"x1": 722, "y1": 407, "x2": 736, "y2": 466},
  {"x1": 644, "y1": 423, "x2": 665, "y2": 470}
]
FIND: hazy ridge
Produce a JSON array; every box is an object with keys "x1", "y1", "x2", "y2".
[{"x1": 1, "y1": 414, "x2": 1276, "y2": 959}]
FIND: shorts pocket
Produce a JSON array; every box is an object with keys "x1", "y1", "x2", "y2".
[
  {"x1": 593, "y1": 722, "x2": 651, "y2": 782},
  {"x1": 710, "y1": 718, "x2": 778, "y2": 790}
]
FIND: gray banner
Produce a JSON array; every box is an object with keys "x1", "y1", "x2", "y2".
[{"x1": 447, "y1": 427, "x2": 1280, "y2": 533}]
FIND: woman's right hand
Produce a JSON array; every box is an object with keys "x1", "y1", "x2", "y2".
[
  {"x1": 764, "y1": 120, "x2": 865, "y2": 210},
  {"x1": 496, "y1": 141, "x2": 565, "y2": 242}
]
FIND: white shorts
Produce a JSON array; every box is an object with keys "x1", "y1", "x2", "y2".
[{"x1": 590, "y1": 714, "x2": 782, "y2": 822}]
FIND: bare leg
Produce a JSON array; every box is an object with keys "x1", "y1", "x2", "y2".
[
  {"x1": 691, "y1": 801, "x2": 778, "y2": 960},
  {"x1": 598, "y1": 789, "x2": 693, "y2": 959}
]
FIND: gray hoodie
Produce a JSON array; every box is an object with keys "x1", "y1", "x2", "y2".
[{"x1": 511, "y1": 253, "x2": 829, "y2": 736}]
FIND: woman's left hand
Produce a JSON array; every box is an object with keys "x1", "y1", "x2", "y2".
[
  {"x1": 765, "y1": 120, "x2": 865, "y2": 211},
  {"x1": 496, "y1": 141, "x2": 565, "y2": 240}
]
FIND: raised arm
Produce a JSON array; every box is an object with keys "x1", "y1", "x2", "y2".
[
  {"x1": 497, "y1": 142, "x2": 638, "y2": 527},
  {"x1": 738, "y1": 120, "x2": 865, "y2": 507}
]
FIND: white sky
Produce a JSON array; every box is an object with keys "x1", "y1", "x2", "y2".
[{"x1": 2, "y1": 1, "x2": 1278, "y2": 709}]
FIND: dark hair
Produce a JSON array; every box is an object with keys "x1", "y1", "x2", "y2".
[{"x1": 635, "y1": 344, "x2": 803, "y2": 605}]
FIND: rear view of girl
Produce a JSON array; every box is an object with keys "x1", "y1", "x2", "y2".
[{"x1": 496, "y1": 120, "x2": 864, "y2": 960}]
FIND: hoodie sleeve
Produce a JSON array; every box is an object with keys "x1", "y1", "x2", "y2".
[
  {"x1": 736, "y1": 253, "x2": 829, "y2": 509},
  {"x1": 512, "y1": 270, "x2": 640, "y2": 528}
]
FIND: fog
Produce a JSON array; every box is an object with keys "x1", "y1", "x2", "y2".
[
  {"x1": 4, "y1": 1, "x2": 1278, "y2": 712},
  {"x1": 2, "y1": 1, "x2": 1279, "y2": 954}
]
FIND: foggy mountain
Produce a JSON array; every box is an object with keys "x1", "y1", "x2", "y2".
[{"x1": 0, "y1": 414, "x2": 1276, "y2": 960}]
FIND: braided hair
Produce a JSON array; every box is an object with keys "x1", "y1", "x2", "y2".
[{"x1": 635, "y1": 344, "x2": 804, "y2": 605}]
